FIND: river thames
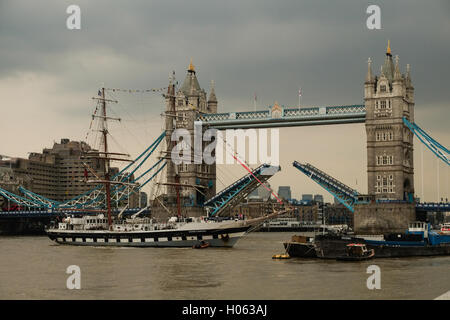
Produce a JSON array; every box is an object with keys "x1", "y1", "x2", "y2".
[{"x1": 1, "y1": 232, "x2": 449, "y2": 300}]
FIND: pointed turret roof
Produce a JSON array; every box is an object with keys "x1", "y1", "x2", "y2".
[
  {"x1": 208, "y1": 80, "x2": 217, "y2": 103},
  {"x1": 366, "y1": 57, "x2": 374, "y2": 83},
  {"x1": 393, "y1": 55, "x2": 402, "y2": 81},
  {"x1": 188, "y1": 58, "x2": 195, "y2": 72},
  {"x1": 381, "y1": 40, "x2": 395, "y2": 83},
  {"x1": 180, "y1": 59, "x2": 201, "y2": 96},
  {"x1": 405, "y1": 64, "x2": 413, "y2": 88}
]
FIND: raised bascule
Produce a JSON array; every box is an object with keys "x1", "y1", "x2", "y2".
[
  {"x1": 204, "y1": 164, "x2": 280, "y2": 217},
  {"x1": 1, "y1": 42, "x2": 449, "y2": 234}
]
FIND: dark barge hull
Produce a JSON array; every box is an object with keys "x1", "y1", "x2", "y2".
[
  {"x1": 283, "y1": 242, "x2": 317, "y2": 258},
  {"x1": 367, "y1": 243, "x2": 450, "y2": 258},
  {"x1": 314, "y1": 236, "x2": 362, "y2": 259},
  {"x1": 336, "y1": 254, "x2": 374, "y2": 261},
  {"x1": 314, "y1": 235, "x2": 450, "y2": 259}
]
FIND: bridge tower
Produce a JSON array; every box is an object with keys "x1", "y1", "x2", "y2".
[
  {"x1": 162, "y1": 60, "x2": 217, "y2": 216},
  {"x1": 364, "y1": 41, "x2": 415, "y2": 201}
]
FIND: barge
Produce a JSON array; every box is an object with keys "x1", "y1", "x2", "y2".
[{"x1": 314, "y1": 221, "x2": 450, "y2": 259}]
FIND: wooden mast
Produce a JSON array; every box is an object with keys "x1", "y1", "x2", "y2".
[
  {"x1": 80, "y1": 88, "x2": 146, "y2": 225},
  {"x1": 165, "y1": 73, "x2": 182, "y2": 218},
  {"x1": 89, "y1": 88, "x2": 136, "y2": 226},
  {"x1": 100, "y1": 87, "x2": 113, "y2": 227}
]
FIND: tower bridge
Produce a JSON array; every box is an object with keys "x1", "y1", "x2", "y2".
[{"x1": 1, "y1": 42, "x2": 449, "y2": 234}]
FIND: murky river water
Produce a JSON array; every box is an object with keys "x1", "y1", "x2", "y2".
[{"x1": 1, "y1": 232, "x2": 449, "y2": 299}]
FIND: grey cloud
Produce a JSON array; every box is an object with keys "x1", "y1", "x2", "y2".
[{"x1": 0, "y1": 0, "x2": 448, "y2": 201}]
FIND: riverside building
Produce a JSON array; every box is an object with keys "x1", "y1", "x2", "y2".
[{"x1": 0, "y1": 139, "x2": 141, "y2": 207}]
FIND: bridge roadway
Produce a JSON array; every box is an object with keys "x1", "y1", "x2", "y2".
[
  {"x1": 198, "y1": 104, "x2": 366, "y2": 129},
  {"x1": 415, "y1": 202, "x2": 450, "y2": 212}
]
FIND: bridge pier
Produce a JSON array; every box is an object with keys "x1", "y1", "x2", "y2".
[{"x1": 353, "y1": 202, "x2": 416, "y2": 234}]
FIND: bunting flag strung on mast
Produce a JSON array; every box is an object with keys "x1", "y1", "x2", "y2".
[{"x1": 104, "y1": 87, "x2": 168, "y2": 93}]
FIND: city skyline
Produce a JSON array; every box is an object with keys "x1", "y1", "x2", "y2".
[{"x1": 1, "y1": 0, "x2": 449, "y2": 203}]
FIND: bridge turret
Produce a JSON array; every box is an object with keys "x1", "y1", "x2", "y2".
[
  {"x1": 364, "y1": 58, "x2": 375, "y2": 98},
  {"x1": 392, "y1": 55, "x2": 404, "y2": 96},
  {"x1": 207, "y1": 80, "x2": 218, "y2": 113},
  {"x1": 405, "y1": 64, "x2": 414, "y2": 101}
]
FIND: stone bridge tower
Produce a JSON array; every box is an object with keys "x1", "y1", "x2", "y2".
[
  {"x1": 161, "y1": 60, "x2": 217, "y2": 216},
  {"x1": 364, "y1": 41, "x2": 415, "y2": 201}
]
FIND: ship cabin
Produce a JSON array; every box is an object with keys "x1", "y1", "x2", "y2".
[
  {"x1": 58, "y1": 215, "x2": 109, "y2": 231},
  {"x1": 113, "y1": 218, "x2": 153, "y2": 231},
  {"x1": 406, "y1": 221, "x2": 429, "y2": 239},
  {"x1": 405, "y1": 221, "x2": 450, "y2": 245}
]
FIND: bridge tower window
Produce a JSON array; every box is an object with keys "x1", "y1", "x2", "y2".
[{"x1": 376, "y1": 155, "x2": 394, "y2": 166}]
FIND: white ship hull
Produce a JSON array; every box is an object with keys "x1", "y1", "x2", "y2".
[{"x1": 47, "y1": 224, "x2": 251, "y2": 248}]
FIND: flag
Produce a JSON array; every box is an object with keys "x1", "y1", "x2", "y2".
[
  {"x1": 98, "y1": 90, "x2": 102, "y2": 96},
  {"x1": 298, "y1": 87, "x2": 302, "y2": 97},
  {"x1": 254, "y1": 92, "x2": 257, "y2": 102}
]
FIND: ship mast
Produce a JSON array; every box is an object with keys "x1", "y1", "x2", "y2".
[
  {"x1": 90, "y1": 87, "x2": 129, "y2": 228},
  {"x1": 100, "y1": 88, "x2": 113, "y2": 226}
]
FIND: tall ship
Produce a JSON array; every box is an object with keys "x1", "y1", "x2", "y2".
[
  {"x1": 46, "y1": 80, "x2": 287, "y2": 247},
  {"x1": 48, "y1": 214, "x2": 255, "y2": 248}
]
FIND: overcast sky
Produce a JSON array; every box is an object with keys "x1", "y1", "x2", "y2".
[{"x1": 0, "y1": 0, "x2": 449, "y2": 202}]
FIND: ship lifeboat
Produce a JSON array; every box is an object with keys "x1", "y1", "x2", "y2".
[{"x1": 193, "y1": 241, "x2": 210, "y2": 249}]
